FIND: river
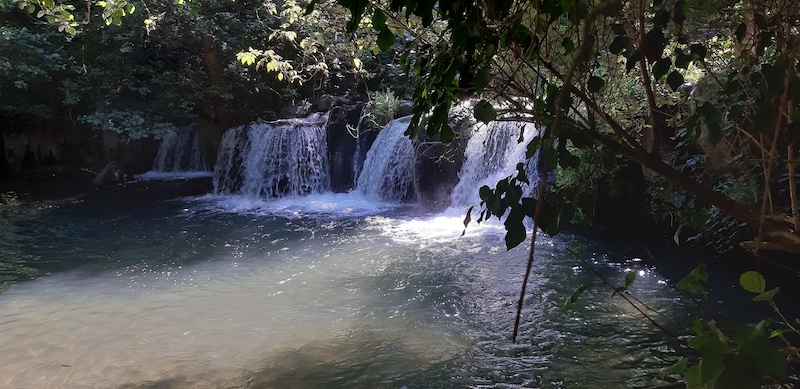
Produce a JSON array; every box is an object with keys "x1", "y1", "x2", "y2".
[
  {"x1": 0, "y1": 178, "x2": 717, "y2": 388},
  {"x1": 0, "y1": 114, "x2": 751, "y2": 388}
]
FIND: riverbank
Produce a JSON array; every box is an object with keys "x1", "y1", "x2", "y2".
[{"x1": 0, "y1": 170, "x2": 213, "y2": 203}]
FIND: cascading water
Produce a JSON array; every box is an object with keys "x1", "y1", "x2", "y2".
[
  {"x1": 152, "y1": 124, "x2": 208, "y2": 172},
  {"x1": 0, "y1": 112, "x2": 743, "y2": 388},
  {"x1": 213, "y1": 114, "x2": 329, "y2": 197},
  {"x1": 356, "y1": 116, "x2": 418, "y2": 202},
  {"x1": 450, "y1": 120, "x2": 539, "y2": 206}
]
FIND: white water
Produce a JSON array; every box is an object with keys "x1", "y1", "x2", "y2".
[
  {"x1": 0, "y1": 192, "x2": 704, "y2": 388},
  {"x1": 450, "y1": 121, "x2": 539, "y2": 207},
  {"x1": 0, "y1": 115, "x2": 721, "y2": 388},
  {"x1": 356, "y1": 116, "x2": 418, "y2": 202},
  {"x1": 151, "y1": 124, "x2": 208, "y2": 173},
  {"x1": 213, "y1": 114, "x2": 329, "y2": 197}
]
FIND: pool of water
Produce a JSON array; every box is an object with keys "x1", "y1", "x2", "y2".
[{"x1": 0, "y1": 184, "x2": 718, "y2": 388}]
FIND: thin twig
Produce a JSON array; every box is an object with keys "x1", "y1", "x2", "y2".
[{"x1": 513, "y1": 0, "x2": 622, "y2": 343}]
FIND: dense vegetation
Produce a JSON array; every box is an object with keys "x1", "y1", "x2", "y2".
[
  {"x1": 2, "y1": 0, "x2": 800, "y2": 386},
  {"x1": 0, "y1": 0, "x2": 401, "y2": 174}
]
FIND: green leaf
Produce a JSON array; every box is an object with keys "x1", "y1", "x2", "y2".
[
  {"x1": 667, "y1": 70, "x2": 684, "y2": 92},
  {"x1": 561, "y1": 284, "x2": 588, "y2": 313},
  {"x1": 659, "y1": 357, "x2": 688, "y2": 378},
  {"x1": 690, "y1": 44, "x2": 707, "y2": 62},
  {"x1": 699, "y1": 336, "x2": 727, "y2": 385},
  {"x1": 440, "y1": 123, "x2": 454, "y2": 142},
  {"x1": 376, "y1": 28, "x2": 396, "y2": 52},
  {"x1": 562, "y1": 38, "x2": 575, "y2": 54},
  {"x1": 504, "y1": 206, "x2": 527, "y2": 250},
  {"x1": 624, "y1": 270, "x2": 636, "y2": 288},
  {"x1": 613, "y1": 270, "x2": 637, "y2": 297},
  {"x1": 479, "y1": 185, "x2": 493, "y2": 202},
  {"x1": 473, "y1": 100, "x2": 497, "y2": 123},
  {"x1": 587, "y1": 76, "x2": 605, "y2": 93},
  {"x1": 372, "y1": 9, "x2": 387, "y2": 30},
  {"x1": 609, "y1": 36, "x2": 630, "y2": 54},
  {"x1": 625, "y1": 52, "x2": 641, "y2": 72},
  {"x1": 753, "y1": 286, "x2": 779, "y2": 301},
  {"x1": 769, "y1": 329, "x2": 790, "y2": 339},
  {"x1": 672, "y1": 0, "x2": 686, "y2": 25},
  {"x1": 461, "y1": 206, "x2": 474, "y2": 236},
  {"x1": 654, "y1": 10, "x2": 670, "y2": 27},
  {"x1": 739, "y1": 327, "x2": 788, "y2": 379},
  {"x1": 343, "y1": 0, "x2": 368, "y2": 32},
  {"x1": 740, "y1": 271, "x2": 766, "y2": 293},
  {"x1": 304, "y1": 0, "x2": 319, "y2": 15},
  {"x1": 692, "y1": 319, "x2": 705, "y2": 336},
  {"x1": 652, "y1": 57, "x2": 671, "y2": 80},
  {"x1": 567, "y1": 244, "x2": 585, "y2": 257},
  {"x1": 735, "y1": 23, "x2": 747, "y2": 42},
  {"x1": 674, "y1": 49, "x2": 692, "y2": 69},
  {"x1": 473, "y1": 67, "x2": 491, "y2": 93},
  {"x1": 685, "y1": 364, "x2": 701, "y2": 388},
  {"x1": 676, "y1": 263, "x2": 708, "y2": 294}
]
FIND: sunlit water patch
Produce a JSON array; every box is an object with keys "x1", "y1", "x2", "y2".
[
  {"x1": 191, "y1": 192, "x2": 400, "y2": 219},
  {"x1": 0, "y1": 193, "x2": 709, "y2": 388}
]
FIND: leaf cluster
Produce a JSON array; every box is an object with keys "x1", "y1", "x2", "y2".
[{"x1": 667, "y1": 265, "x2": 798, "y2": 388}]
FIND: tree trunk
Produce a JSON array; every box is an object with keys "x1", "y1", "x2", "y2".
[
  {"x1": 789, "y1": 144, "x2": 799, "y2": 235},
  {"x1": 200, "y1": 33, "x2": 232, "y2": 129}
]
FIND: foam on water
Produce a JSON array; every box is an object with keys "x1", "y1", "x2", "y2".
[
  {"x1": 137, "y1": 171, "x2": 214, "y2": 180},
  {"x1": 192, "y1": 191, "x2": 399, "y2": 219},
  {"x1": 0, "y1": 192, "x2": 715, "y2": 388},
  {"x1": 0, "y1": 111, "x2": 726, "y2": 388}
]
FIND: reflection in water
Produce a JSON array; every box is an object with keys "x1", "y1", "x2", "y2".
[{"x1": 0, "y1": 193, "x2": 703, "y2": 388}]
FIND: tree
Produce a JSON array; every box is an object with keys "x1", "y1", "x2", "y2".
[
  {"x1": 323, "y1": 0, "x2": 799, "y2": 253},
  {"x1": 325, "y1": 0, "x2": 799, "y2": 384},
  {"x1": 7, "y1": 0, "x2": 799, "y2": 384}
]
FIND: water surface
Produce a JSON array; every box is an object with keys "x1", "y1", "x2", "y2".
[{"x1": 0, "y1": 188, "x2": 706, "y2": 388}]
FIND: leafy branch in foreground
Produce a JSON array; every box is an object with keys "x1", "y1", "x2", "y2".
[
  {"x1": 664, "y1": 265, "x2": 797, "y2": 388},
  {"x1": 323, "y1": 0, "x2": 800, "y2": 350}
]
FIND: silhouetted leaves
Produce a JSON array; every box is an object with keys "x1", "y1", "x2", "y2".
[
  {"x1": 474, "y1": 100, "x2": 497, "y2": 123},
  {"x1": 667, "y1": 70, "x2": 684, "y2": 91},
  {"x1": 587, "y1": 75, "x2": 605, "y2": 93}
]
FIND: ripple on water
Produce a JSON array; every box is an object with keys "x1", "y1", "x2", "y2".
[{"x1": 0, "y1": 195, "x2": 710, "y2": 388}]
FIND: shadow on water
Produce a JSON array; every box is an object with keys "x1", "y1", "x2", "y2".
[
  {"x1": 118, "y1": 329, "x2": 462, "y2": 389},
  {"x1": 67, "y1": 227, "x2": 703, "y2": 389},
  {"x1": 1, "y1": 177, "x2": 779, "y2": 388},
  {"x1": 0, "y1": 177, "x2": 320, "y2": 289}
]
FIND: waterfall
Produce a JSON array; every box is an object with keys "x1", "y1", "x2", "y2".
[
  {"x1": 450, "y1": 121, "x2": 539, "y2": 206},
  {"x1": 213, "y1": 114, "x2": 329, "y2": 197},
  {"x1": 356, "y1": 116, "x2": 418, "y2": 202},
  {"x1": 152, "y1": 124, "x2": 208, "y2": 172}
]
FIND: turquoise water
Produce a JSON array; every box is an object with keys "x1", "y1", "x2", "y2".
[{"x1": 0, "y1": 183, "x2": 712, "y2": 388}]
